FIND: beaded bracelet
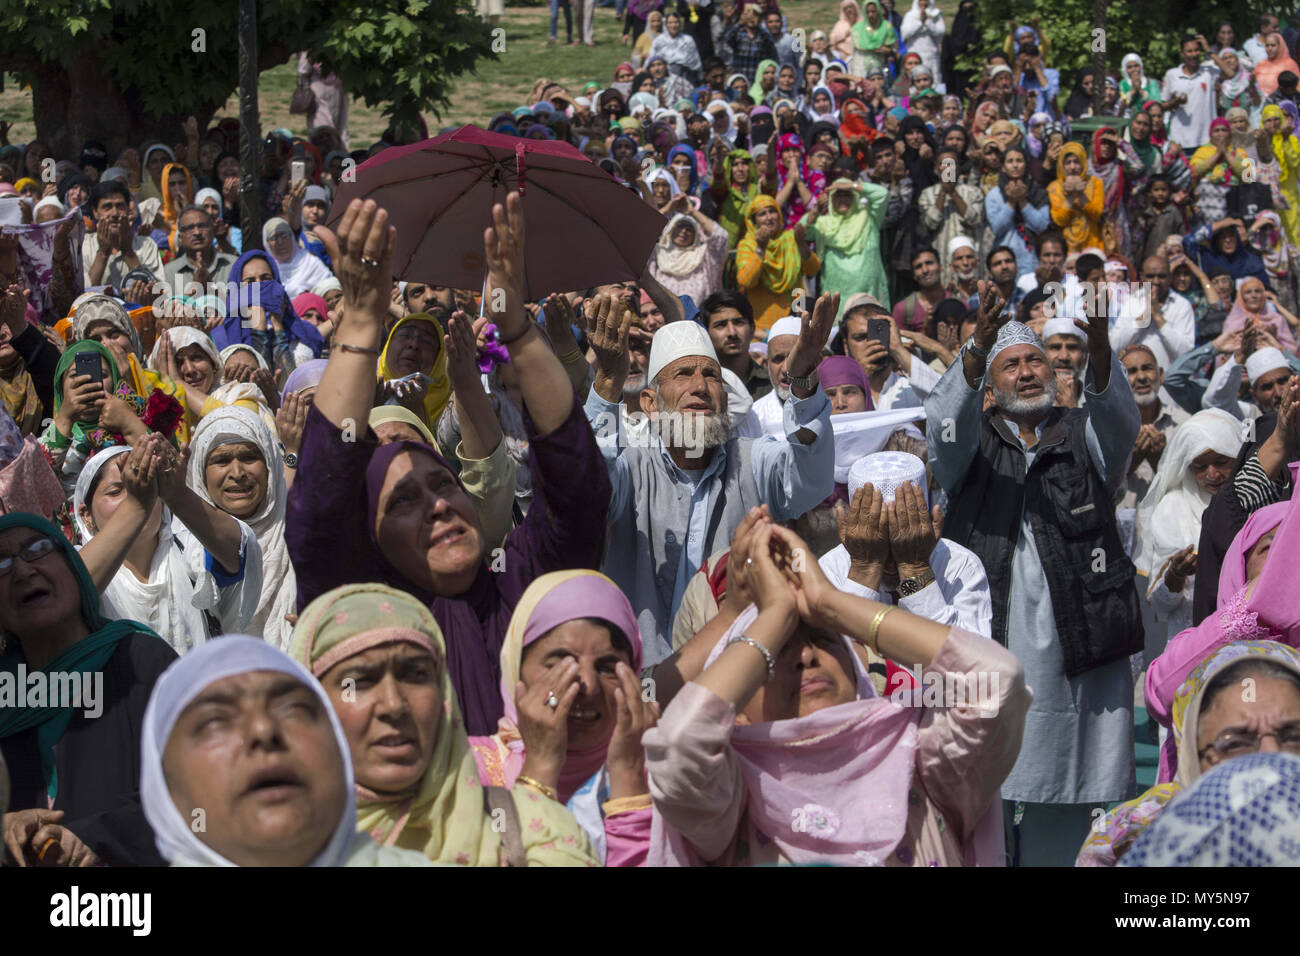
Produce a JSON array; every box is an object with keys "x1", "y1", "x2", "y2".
[{"x1": 727, "y1": 633, "x2": 775, "y2": 683}]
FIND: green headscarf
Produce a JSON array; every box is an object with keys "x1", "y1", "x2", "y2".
[
  {"x1": 0, "y1": 513, "x2": 161, "y2": 800},
  {"x1": 52, "y1": 340, "x2": 121, "y2": 452},
  {"x1": 751, "y1": 59, "x2": 779, "y2": 105},
  {"x1": 719, "y1": 149, "x2": 759, "y2": 247}
]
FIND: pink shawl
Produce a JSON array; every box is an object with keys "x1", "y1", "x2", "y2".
[
  {"x1": 649, "y1": 604, "x2": 921, "y2": 866},
  {"x1": 1146, "y1": 462, "x2": 1300, "y2": 780},
  {"x1": 1221, "y1": 279, "x2": 1298, "y2": 351}
]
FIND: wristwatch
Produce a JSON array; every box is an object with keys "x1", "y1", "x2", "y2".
[
  {"x1": 786, "y1": 369, "x2": 818, "y2": 392},
  {"x1": 896, "y1": 567, "x2": 936, "y2": 597},
  {"x1": 965, "y1": 336, "x2": 989, "y2": 359},
  {"x1": 283, "y1": 452, "x2": 299, "y2": 469}
]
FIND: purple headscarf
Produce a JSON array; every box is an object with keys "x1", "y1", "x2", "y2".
[
  {"x1": 818, "y1": 356, "x2": 875, "y2": 409},
  {"x1": 281, "y1": 358, "x2": 328, "y2": 398}
]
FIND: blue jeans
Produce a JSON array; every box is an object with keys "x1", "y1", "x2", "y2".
[{"x1": 550, "y1": 0, "x2": 572, "y2": 40}]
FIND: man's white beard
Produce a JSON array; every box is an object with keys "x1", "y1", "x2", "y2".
[
  {"x1": 955, "y1": 265, "x2": 979, "y2": 281},
  {"x1": 992, "y1": 375, "x2": 1058, "y2": 416},
  {"x1": 623, "y1": 373, "x2": 647, "y2": 405},
  {"x1": 1133, "y1": 390, "x2": 1159, "y2": 407},
  {"x1": 653, "y1": 402, "x2": 730, "y2": 454},
  {"x1": 776, "y1": 382, "x2": 791, "y2": 402}
]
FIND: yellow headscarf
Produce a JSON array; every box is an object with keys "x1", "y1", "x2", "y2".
[
  {"x1": 1048, "y1": 141, "x2": 1097, "y2": 251},
  {"x1": 737, "y1": 194, "x2": 803, "y2": 294},
  {"x1": 376, "y1": 313, "x2": 451, "y2": 431},
  {"x1": 1263, "y1": 104, "x2": 1295, "y2": 183},
  {"x1": 159, "y1": 162, "x2": 194, "y2": 226},
  {"x1": 289, "y1": 582, "x2": 596, "y2": 866}
]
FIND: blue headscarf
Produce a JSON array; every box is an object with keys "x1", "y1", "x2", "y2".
[
  {"x1": 666, "y1": 143, "x2": 699, "y2": 195},
  {"x1": 0, "y1": 513, "x2": 165, "y2": 801},
  {"x1": 212, "y1": 250, "x2": 325, "y2": 358}
]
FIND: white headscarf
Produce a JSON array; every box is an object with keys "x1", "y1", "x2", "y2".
[
  {"x1": 261, "y1": 217, "x2": 333, "y2": 298},
  {"x1": 643, "y1": 166, "x2": 682, "y2": 200},
  {"x1": 655, "y1": 213, "x2": 708, "y2": 277},
  {"x1": 148, "y1": 326, "x2": 224, "y2": 388},
  {"x1": 74, "y1": 446, "x2": 260, "y2": 654},
  {"x1": 188, "y1": 406, "x2": 295, "y2": 649},
  {"x1": 139, "y1": 636, "x2": 358, "y2": 866},
  {"x1": 1134, "y1": 409, "x2": 1242, "y2": 593},
  {"x1": 1121, "y1": 53, "x2": 1148, "y2": 91}
]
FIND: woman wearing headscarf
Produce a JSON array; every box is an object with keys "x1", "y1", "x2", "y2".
[
  {"x1": 1028, "y1": 120, "x2": 1066, "y2": 188},
  {"x1": 212, "y1": 250, "x2": 326, "y2": 372},
  {"x1": 1062, "y1": 68, "x2": 1098, "y2": 121},
  {"x1": 853, "y1": 1, "x2": 897, "y2": 76},
  {"x1": 830, "y1": 0, "x2": 863, "y2": 66},
  {"x1": 736, "y1": 194, "x2": 820, "y2": 336},
  {"x1": 1253, "y1": 32, "x2": 1300, "y2": 98},
  {"x1": 750, "y1": 59, "x2": 779, "y2": 107},
  {"x1": 1263, "y1": 103, "x2": 1300, "y2": 247},
  {"x1": 1250, "y1": 209, "x2": 1298, "y2": 313},
  {"x1": 899, "y1": 0, "x2": 944, "y2": 81},
  {"x1": 0, "y1": 290, "x2": 46, "y2": 438},
  {"x1": 158, "y1": 162, "x2": 194, "y2": 247},
  {"x1": 1214, "y1": 48, "x2": 1259, "y2": 121},
  {"x1": 1147, "y1": 460, "x2": 1300, "y2": 780},
  {"x1": 138, "y1": 635, "x2": 432, "y2": 866},
  {"x1": 74, "y1": 435, "x2": 261, "y2": 655},
  {"x1": 262, "y1": 216, "x2": 333, "y2": 299},
  {"x1": 289, "y1": 582, "x2": 598, "y2": 866},
  {"x1": 1220, "y1": 275, "x2": 1298, "y2": 352},
  {"x1": 188, "y1": 405, "x2": 296, "y2": 649},
  {"x1": 137, "y1": 143, "x2": 175, "y2": 204},
  {"x1": 1079, "y1": 640, "x2": 1300, "y2": 865},
  {"x1": 649, "y1": 204, "x2": 729, "y2": 304},
  {"x1": 287, "y1": 194, "x2": 610, "y2": 738},
  {"x1": 710, "y1": 147, "x2": 762, "y2": 248},
  {"x1": 1119, "y1": 54, "x2": 1161, "y2": 115},
  {"x1": 898, "y1": 114, "x2": 938, "y2": 192},
  {"x1": 464, "y1": 571, "x2": 653, "y2": 865},
  {"x1": 644, "y1": 522, "x2": 1028, "y2": 866},
  {"x1": 1189, "y1": 118, "x2": 1251, "y2": 230},
  {"x1": 802, "y1": 84, "x2": 841, "y2": 127},
  {"x1": 1089, "y1": 127, "x2": 1146, "y2": 258},
  {"x1": 1133, "y1": 409, "x2": 1242, "y2": 653},
  {"x1": 802, "y1": 177, "x2": 889, "y2": 313},
  {"x1": 0, "y1": 512, "x2": 176, "y2": 867},
  {"x1": 985, "y1": 145, "x2": 1051, "y2": 275},
  {"x1": 375, "y1": 312, "x2": 452, "y2": 437},
  {"x1": 1048, "y1": 141, "x2": 1105, "y2": 253}
]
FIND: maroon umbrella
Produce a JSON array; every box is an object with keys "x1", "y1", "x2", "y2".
[{"x1": 326, "y1": 125, "x2": 667, "y2": 299}]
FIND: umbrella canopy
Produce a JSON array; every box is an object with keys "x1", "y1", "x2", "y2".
[{"x1": 327, "y1": 125, "x2": 667, "y2": 299}]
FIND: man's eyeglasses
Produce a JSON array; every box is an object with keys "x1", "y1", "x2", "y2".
[
  {"x1": 1199, "y1": 725, "x2": 1300, "y2": 760},
  {"x1": 0, "y1": 537, "x2": 58, "y2": 577},
  {"x1": 178, "y1": 223, "x2": 211, "y2": 233}
]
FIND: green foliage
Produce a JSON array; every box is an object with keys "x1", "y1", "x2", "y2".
[
  {"x1": 0, "y1": 0, "x2": 494, "y2": 127},
  {"x1": 956, "y1": 0, "x2": 1277, "y2": 81}
]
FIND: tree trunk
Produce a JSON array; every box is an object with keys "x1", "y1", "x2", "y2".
[{"x1": 29, "y1": 54, "x2": 216, "y2": 163}]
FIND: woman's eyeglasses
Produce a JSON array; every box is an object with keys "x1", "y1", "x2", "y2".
[
  {"x1": 1200, "y1": 725, "x2": 1300, "y2": 760},
  {"x1": 0, "y1": 537, "x2": 58, "y2": 577}
]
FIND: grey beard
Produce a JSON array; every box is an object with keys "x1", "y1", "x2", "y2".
[
  {"x1": 776, "y1": 383, "x2": 791, "y2": 402},
  {"x1": 652, "y1": 410, "x2": 731, "y2": 455},
  {"x1": 623, "y1": 373, "x2": 647, "y2": 405},
  {"x1": 992, "y1": 376, "x2": 1058, "y2": 416},
  {"x1": 955, "y1": 267, "x2": 979, "y2": 281},
  {"x1": 1133, "y1": 390, "x2": 1159, "y2": 407}
]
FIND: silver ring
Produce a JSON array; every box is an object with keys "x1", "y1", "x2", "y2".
[
  {"x1": 746, "y1": 557, "x2": 754, "y2": 567},
  {"x1": 545, "y1": 691, "x2": 559, "y2": 710},
  {"x1": 360, "y1": 256, "x2": 379, "y2": 268}
]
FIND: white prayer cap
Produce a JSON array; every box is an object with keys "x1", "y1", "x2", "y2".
[
  {"x1": 985, "y1": 320, "x2": 1045, "y2": 380},
  {"x1": 1246, "y1": 346, "x2": 1290, "y2": 384},
  {"x1": 947, "y1": 235, "x2": 975, "y2": 259},
  {"x1": 847, "y1": 451, "x2": 928, "y2": 504},
  {"x1": 766, "y1": 315, "x2": 803, "y2": 343},
  {"x1": 841, "y1": 292, "x2": 883, "y2": 315},
  {"x1": 1041, "y1": 316, "x2": 1084, "y2": 343},
  {"x1": 34, "y1": 195, "x2": 65, "y2": 215},
  {"x1": 647, "y1": 320, "x2": 719, "y2": 385}
]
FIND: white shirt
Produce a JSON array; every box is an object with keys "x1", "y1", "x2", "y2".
[
  {"x1": 1161, "y1": 63, "x2": 1219, "y2": 150},
  {"x1": 819, "y1": 538, "x2": 992, "y2": 637},
  {"x1": 81, "y1": 233, "x2": 163, "y2": 288},
  {"x1": 875, "y1": 371, "x2": 924, "y2": 410},
  {"x1": 741, "y1": 388, "x2": 786, "y2": 436},
  {"x1": 1107, "y1": 289, "x2": 1195, "y2": 371},
  {"x1": 1202, "y1": 356, "x2": 1258, "y2": 420},
  {"x1": 649, "y1": 32, "x2": 702, "y2": 72}
]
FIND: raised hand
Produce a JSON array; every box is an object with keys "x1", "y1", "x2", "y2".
[
  {"x1": 444, "y1": 309, "x2": 482, "y2": 391},
  {"x1": 721, "y1": 504, "x2": 772, "y2": 618},
  {"x1": 483, "y1": 192, "x2": 528, "y2": 342},
  {"x1": 886, "y1": 482, "x2": 935, "y2": 578},
  {"x1": 514, "y1": 658, "x2": 581, "y2": 793},
  {"x1": 785, "y1": 291, "x2": 839, "y2": 386},
  {"x1": 276, "y1": 390, "x2": 310, "y2": 455},
  {"x1": 604, "y1": 660, "x2": 659, "y2": 798},
  {"x1": 838, "y1": 484, "x2": 889, "y2": 587},
  {"x1": 312, "y1": 199, "x2": 397, "y2": 336},
  {"x1": 586, "y1": 292, "x2": 633, "y2": 400},
  {"x1": 972, "y1": 278, "x2": 1009, "y2": 351}
]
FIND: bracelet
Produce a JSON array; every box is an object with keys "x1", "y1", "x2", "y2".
[
  {"x1": 336, "y1": 342, "x2": 380, "y2": 356},
  {"x1": 727, "y1": 634, "x2": 775, "y2": 683},
  {"x1": 516, "y1": 774, "x2": 558, "y2": 801},
  {"x1": 867, "y1": 605, "x2": 895, "y2": 657},
  {"x1": 497, "y1": 322, "x2": 535, "y2": 347}
]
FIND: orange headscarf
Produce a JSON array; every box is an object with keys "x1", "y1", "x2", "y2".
[{"x1": 159, "y1": 162, "x2": 195, "y2": 250}]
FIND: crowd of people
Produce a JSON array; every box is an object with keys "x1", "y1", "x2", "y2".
[{"x1": 4, "y1": 2, "x2": 1300, "y2": 869}]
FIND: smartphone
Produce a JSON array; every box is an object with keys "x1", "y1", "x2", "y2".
[
  {"x1": 74, "y1": 349, "x2": 104, "y2": 385},
  {"x1": 867, "y1": 317, "x2": 891, "y2": 352},
  {"x1": 291, "y1": 159, "x2": 306, "y2": 184}
]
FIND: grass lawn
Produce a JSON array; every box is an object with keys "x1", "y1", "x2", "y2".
[{"x1": 1, "y1": 0, "x2": 959, "y2": 150}]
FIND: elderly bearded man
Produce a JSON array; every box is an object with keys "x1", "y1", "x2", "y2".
[
  {"x1": 585, "y1": 294, "x2": 838, "y2": 663},
  {"x1": 926, "y1": 284, "x2": 1143, "y2": 867}
]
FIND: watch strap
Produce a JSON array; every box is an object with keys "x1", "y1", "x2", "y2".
[
  {"x1": 786, "y1": 370, "x2": 818, "y2": 391},
  {"x1": 897, "y1": 567, "x2": 936, "y2": 597}
]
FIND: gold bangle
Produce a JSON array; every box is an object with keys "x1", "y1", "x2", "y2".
[
  {"x1": 867, "y1": 605, "x2": 895, "y2": 657},
  {"x1": 516, "y1": 774, "x2": 558, "y2": 801}
]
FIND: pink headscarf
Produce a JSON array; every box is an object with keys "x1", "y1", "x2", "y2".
[
  {"x1": 649, "y1": 603, "x2": 921, "y2": 866},
  {"x1": 475, "y1": 571, "x2": 642, "y2": 802},
  {"x1": 1222, "y1": 277, "x2": 1297, "y2": 351},
  {"x1": 1218, "y1": 499, "x2": 1291, "y2": 607},
  {"x1": 818, "y1": 355, "x2": 876, "y2": 409},
  {"x1": 291, "y1": 292, "x2": 330, "y2": 322}
]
